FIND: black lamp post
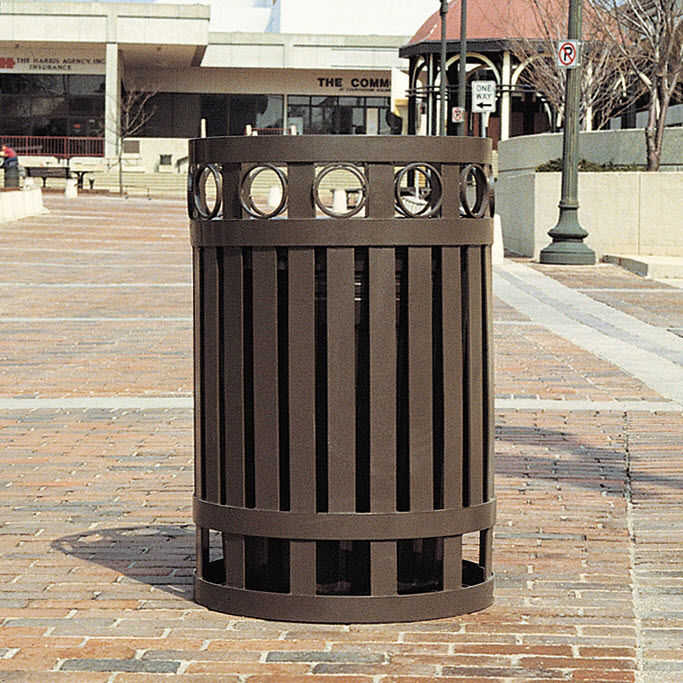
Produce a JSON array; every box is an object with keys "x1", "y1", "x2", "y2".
[
  {"x1": 458, "y1": 0, "x2": 467, "y2": 136},
  {"x1": 539, "y1": 0, "x2": 595, "y2": 265},
  {"x1": 440, "y1": 0, "x2": 449, "y2": 135}
]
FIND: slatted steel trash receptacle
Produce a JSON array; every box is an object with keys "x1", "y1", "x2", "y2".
[{"x1": 189, "y1": 135, "x2": 495, "y2": 623}]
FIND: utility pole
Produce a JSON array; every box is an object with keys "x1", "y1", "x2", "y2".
[
  {"x1": 439, "y1": 0, "x2": 449, "y2": 135},
  {"x1": 539, "y1": 0, "x2": 595, "y2": 265},
  {"x1": 458, "y1": 0, "x2": 467, "y2": 136}
]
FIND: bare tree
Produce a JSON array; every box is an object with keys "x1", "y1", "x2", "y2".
[
  {"x1": 502, "y1": 0, "x2": 636, "y2": 130},
  {"x1": 592, "y1": 0, "x2": 683, "y2": 170},
  {"x1": 113, "y1": 87, "x2": 157, "y2": 195}
]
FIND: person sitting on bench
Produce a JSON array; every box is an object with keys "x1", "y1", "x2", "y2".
[{"x1": 1, "y1": 144, "x2": 18, "y2": 170}]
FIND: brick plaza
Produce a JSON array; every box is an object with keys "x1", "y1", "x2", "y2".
[{"x1": 0, "y1": 195, "x2": 681, "y2": 682}]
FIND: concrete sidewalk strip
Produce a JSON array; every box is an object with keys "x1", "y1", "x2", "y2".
[
  {"x1": 0, "y1": 317, "x2": 193, "y2": 322},
  {"x1": 0, "y1": 282, "x2": 192, "y2": 287},
  {"x1": 501, "y1": 261, "x2": 683, "y2": 360},
  {"x1": 0, "y1": 397, "x2": 679, "y2": 412},
  {"x1": 494, "y1": 398, "x2": 680, "y2": 412},
  {"x1": 494, "y1": 262, "x2": 683, "y2": 406},
  {"x1": 0, "y1": 397, "x2": 193, "y2": 410}
]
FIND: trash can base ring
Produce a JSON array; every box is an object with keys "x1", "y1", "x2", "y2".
[
  {"x1": 194, "y1": 568, "x2": 493, "y2": 623},
  {"x1": 193, "y1": 497, "x2": 496, "y2": 541}
]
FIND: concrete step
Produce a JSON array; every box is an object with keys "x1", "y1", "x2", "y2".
[{"x1": 603, "y1": 254, "x2": 683, "y2": 280}]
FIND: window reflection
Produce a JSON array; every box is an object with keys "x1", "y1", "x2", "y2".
[
  {"x1": 0, "y1": 74, "x2": 104, "y2": 137},
  {"x1": 286, "y1": 95, "x2": 391, "y2": 135}
]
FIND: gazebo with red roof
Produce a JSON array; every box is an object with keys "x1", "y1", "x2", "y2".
[{"x1": 399, "y1": 0, "x2": 558, "y2": 145}]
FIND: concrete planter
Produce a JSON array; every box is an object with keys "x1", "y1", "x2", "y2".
[
  {"x1": 497, "y1": 171, "x2": 683, "y2": 259},
  {"x1": 0, "y1": 188, "x2": 48, "y2": 223}
]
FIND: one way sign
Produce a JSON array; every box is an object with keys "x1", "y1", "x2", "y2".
[{"x1": 472, "y1": 81, "x2": 497, "y2": 113}]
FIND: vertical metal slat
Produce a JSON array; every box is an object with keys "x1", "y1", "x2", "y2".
[
  {"x1": 443, "y1": 535, "x2": 463, "y2": 590},
  {"x1": 467, "y1": 246, "x2": 484, "y2": 507},
  {"x1": 193, "y1": 248, "x2": 207, "y2": 579},
  {"x1": 441, "y1": 246, "x2": 464, "y2": 589},
  {"x1": 440, "y1": 164, "x2": 461, "y2": 219},
  {"x1": 482, "y1": 245, "x2": 494, "y2": 503},
  {"x1": 222, "y1": 247, "x2": 245, "y2": 588},
  {"x1": 480, "y1": 528, "x2": 493, "y2": 579},
  {"x1": 202, "y1": 249, "x2": 221, "y2": 505},
  {"x1": 288, "y1": 248, "x2": 317, "y2": 595},
  {"x1": 288, "y1": 163, "x2": 316, "y2": 218},
  {"x1": 366, "y1": 163, "x2": 395, "y2": 218},
  {"x1": 193, "y1": 248, "x2": 204, "y2": 500},
  {"x1": 408, "y1": 247, "x2": 433, "y2": 512},
  {"x1": 252, "y1": 248, "x2": 280, "y2": 511},
  {"x1": 327, "y1": 248, "x2": 356, "y2": 513},
  {"x1": 441, "y1": 247, "x2": 464, "y2": 510},
  {"x1": 369, "y1": 247, "x2": 397, "y2": 595},
  {"x1": 221, "y1": 163, "x2": 242, "y2": 219}
]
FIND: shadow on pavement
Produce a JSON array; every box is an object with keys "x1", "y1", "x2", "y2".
[
  {"x1": 50, "y1": 425, "x2": 678, "y2": 598},
  {"x1": 52, "y1": 524, "x2": 196, "y2": 601},
  {"x1": 496, "y1": 424, "x2": 682, "y2": 496}
]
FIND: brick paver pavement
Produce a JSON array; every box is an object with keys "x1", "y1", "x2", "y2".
[
  {"x1": 528, "y1": 265, "x2": 682, "y2": 333},
  {"x1": 0, "y1": 195, "x2": 680, "y2": 682}
]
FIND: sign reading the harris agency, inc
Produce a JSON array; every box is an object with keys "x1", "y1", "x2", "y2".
[
  {"x1": 0, "y1": 50, "x2": 105, "y2": 74},
  {"x1": 315, "y1": 73, "x2": 391, "y2": 93}
]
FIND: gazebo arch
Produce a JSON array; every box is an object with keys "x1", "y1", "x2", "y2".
[
  {"x1": 400, "y1": 0, "x2": 559, "y2": 145},
  {"x1": 445, "y1": 52, "x2": 501, "y2": 83}
]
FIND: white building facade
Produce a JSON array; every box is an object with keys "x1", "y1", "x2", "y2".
[{"x1": 0, "y1": 0, "x2": 434, "y2": 165}]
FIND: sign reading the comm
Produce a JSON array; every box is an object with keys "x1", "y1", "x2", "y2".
[{"x1": 316, "y1": 75, "x2": 390, "y2": 92}]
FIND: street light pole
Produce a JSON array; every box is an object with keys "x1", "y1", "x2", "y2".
[
  {"x1": 539, "y1": 0, "x2": 595, "y2": 265},
  {"x1": 439, "y1": 0, "x2": 448, "y2": 136},
  {"x1": 458, "y1": 0, "x2": 467, "y2": 136}
]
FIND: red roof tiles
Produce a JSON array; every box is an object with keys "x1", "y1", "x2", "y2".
[{"x1": 408, "y1": 0, "x2": 547, "y2": 44}]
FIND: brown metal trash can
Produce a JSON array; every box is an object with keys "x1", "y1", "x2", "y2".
[{"x1": 189, "y1": 135, "x2": 495, "y2": 623}]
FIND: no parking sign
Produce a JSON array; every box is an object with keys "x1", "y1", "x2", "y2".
[{"x1": 557, "y1": 40, "x2": 581, "y2": 69}]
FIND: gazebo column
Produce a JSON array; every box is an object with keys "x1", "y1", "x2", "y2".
[
  {"x1": 428, "y1": 53, "x2": 437, "y2": 135},
  {"x1": 408, "y1": 57, "x2": 417, "y2": 136},
  {"x1": 500, "y1": 50, "x2": 511, "y2": 141}
]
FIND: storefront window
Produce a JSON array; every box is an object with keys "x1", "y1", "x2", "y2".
[
  {"x1": 256, "y1": 95, "x2": 283, "y2": 131},
  {"x1": 67, "y1": 75, "x2": 105, "y2": 96},
  {"x1": 173, "y1": 94, "x2": 202, "y2": 138},
  {"x1": 32, "y1": 117, "x2": 67, "y2": 137},
  {"x1": 287, "y1": 95, "x2": 391, "y2": 135},
  {"x1": 140, "y1": 93, "x2": 284, "y2": 138},
  {"x1": 32, "y1": 97, "x2": 68, "y2": 117},
  {"x1": 143, "y1": 93, "x2": 175, "y2": 137},
  {"x1": 227, "y1": 94, "x2": 283, "y2": 135},
  {"x1": 1, "y1": 118, "x2": 31, "y2": 135},
  {"x1": 1, "y1": 95, "x2": 30, "y2": 117},
  {"x1": 0, "y1": 74, "x2": 104, "y2": 137},
  {"x1": 30, "y1": 75, "x2": 67, "y2": 96},
  {"x1": 0, "y1": 74, "x2": 30, "y2": 95}
]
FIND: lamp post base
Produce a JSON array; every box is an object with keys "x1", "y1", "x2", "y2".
[
  {"x1": 539, "y1": 241, "x2": 596, "y2": 265},
  {"x1": 540, "y1": 207, "x2": 596, "y2": 265}
]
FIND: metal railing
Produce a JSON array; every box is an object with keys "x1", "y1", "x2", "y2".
[{"x1": 0, "y1": 136, "x2": 104, "y2": 159}]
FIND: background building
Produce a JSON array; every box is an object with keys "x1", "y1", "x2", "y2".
[{"x1": 0, "y1": 0, "x2": 434, "y2": 168}]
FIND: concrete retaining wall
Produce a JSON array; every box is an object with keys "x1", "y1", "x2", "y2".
[
  {"x1": 497, "y1": 171, "x2": 683, "y2": 259},
  {"x1": 498, "y1": 128, "x2": 683, "y2": 175},
  {"x1": 0, "y1": 188, "x2": 48, "y2": 223}
]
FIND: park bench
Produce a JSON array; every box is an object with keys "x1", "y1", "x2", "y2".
[{"x1": 25, "y1": 166, "x2": 96, "y2": 190}]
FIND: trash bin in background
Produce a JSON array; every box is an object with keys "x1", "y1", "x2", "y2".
[
  {"x1": 1, "y1": 143, "x2": 20, "y2": 189},
  {"x1": 3, "y1": 165, "x2": 20, "y2": 189},
  {"x1": 189, "y1": 135, "x2": 495, "y2": 623}
]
